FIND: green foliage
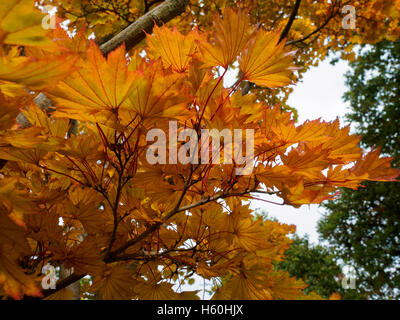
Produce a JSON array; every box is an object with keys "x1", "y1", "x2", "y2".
[
  {"x1": 343, "y1": 40, "x2": 400, "y2": 160},
  {"x1": 319, "y1": 40, "x2": 400, "y2": 299},
  {"x1": 278, "y1": 236, "x2": 366, "y2": 299}
]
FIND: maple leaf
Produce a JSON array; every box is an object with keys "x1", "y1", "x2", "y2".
[
  {"x1": 198, "y1": 8, "x2": 254, "y2": 68},
  {"x1": 231, "y1": 91, "x2": 265, "y2": 124},
  {"x1": 226, "y1": 217, "x2": 269, "y2": 252},
  {"x1": 196, "y1": 261, "x2": 222, "y2": 279},
  {"x1": 255, "y1": 164, "x2": 299, "y2": 190},
  {"x1": 318, "y1": 120, "x2": 362, "y2": 163},
  {"x1": 0, "y1": 203, "x2": 30, "y2": 252},
  {"x1": 0, "y1": 0, "x2": 54, "y2": 47},
  {"x1": 119, "y1": 61, "x2": 191, "y2": 126},
  {"x1": 351, "y1": 147, "x2": 400, "y2": 182},
  {"x1": 279, "y1": 180, "x2": 333, "y2": 206},
  {"x1": 0, "y1": 50, "x2": 77, "y2": 96},
  {"x1": 0, "y1": 126, "x2": 46, "y2": 149},
  {"x1": 196, "y1": 259, "x2": 238, "y2": 280},
  {"x1": 280, "y1": 145, "x2": 329, "y2": 181},
  {"x1": 64, "y1": 198, "x2": 112, "y2": 235},
  {"x1": 271, "y1": 119, "x2": 329, "y2": 144},
  {"x1": 92, "y1": 264, "x2": 138, "y2": 300},
  {"x1": 212, "y1": 262, "x2": 274, "y2": 300},
  {"x1": 239, "y1": 30, "x2": 295, "y2": 88},
  {"x1": 0, "y1": 147, "x2": 48, "y2": 165},
  {"x1": 147, "y1": 25, "x2": 198, "y2": 72},
  {"x1": 134, "y1": 281, "x2": 181, "y2": 300},
  {"x1": 266, "y1": 270, "x2": 308, "y2": 300},
  {"x1": 47, "y1": 42, "x2": 138, "y2": 129},
  {"x1": 213, "y1": 257, "x2": 307, "y2": 300},
  {"x1": 0, "y1": 177, "x2": 42, "y2": 225},
  {"x1": 50, "y1": 238, "x2": 105, "y2": 275},
  {"x1": 0, "y1": 244, "x2": 41, "y2": 299}
]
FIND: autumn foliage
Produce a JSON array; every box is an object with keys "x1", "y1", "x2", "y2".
[
  {"x1": 0, "y1": 1, "x2": 399, "y2": 300},
  {"x1": 47, "y1": 0, "x2": 400, "y2": 113}
]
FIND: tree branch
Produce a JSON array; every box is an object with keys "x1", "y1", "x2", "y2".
[
  {"x1": 279, "y1": 0, "x2": 302, "y2": 43},
  {"x1": 24, "y1": 273, "x2": 85, "y2": 300},
  {"x1": 286, "y1": 3, "x2": 339, "y2": 46},
  {"x1": 106, "y1": 188, "x2": 278, "y2": 261},
  {"x1": 99, "y1": 0, "x2": 189, "y2": 55}
]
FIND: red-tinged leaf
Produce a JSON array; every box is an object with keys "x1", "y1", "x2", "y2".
[
  {"x1": 351, "y1": 147, "x2": 400, "y2": 181},
  {"x1": 119, "y1": 61, "x2": 191, "y2": 126},
  {"x1": 198, "y1": 8, "x2": 254, "y2": 68}
]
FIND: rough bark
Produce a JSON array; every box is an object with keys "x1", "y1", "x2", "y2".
[
  {"x1": 99, "y1": 0, "x2": 189, "y2": 55},
  {"x1": 59, "y1": 265, "x2": 81, "y2": 300}
]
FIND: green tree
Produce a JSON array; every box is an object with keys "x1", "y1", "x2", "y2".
[
  {"x1": 318, "y1": 40, "x2": 400, "y2": 299},
  {"x1": 278, "y1": 235, "x2": 366, "y2": 299}
]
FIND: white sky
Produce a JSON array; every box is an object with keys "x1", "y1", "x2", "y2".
[{"x1": 250, "y1": 58, "x2": 351, "y2": 243}]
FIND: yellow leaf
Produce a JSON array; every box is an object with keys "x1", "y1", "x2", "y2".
[
  {"x1": 0, "y1": 244, "x2": 41, "y2": 299},
  {"x1": 0, "y1": 0, "x2": 54, "y2": 47},
  {"x1": 0, "y1": 53, "x2": 77, "y2": 96},
  {"x1": 147, "y1": 25, "x2": 198, "y2": 72},
  {"x1": 47, "y1": 42, "x2": 138, "y2": 130},
  {"x1": 93, "y1": 264, "x2": 137, "y2": 300},
  {"x1": 199, "y1": 8, "x2": 253, "y2": 68},
  {"x1": 198, "y1": 8, "x2": 254, "y2": 68},
  {"x1": 134, "y1": 281, "x2": 180, "y2": 300},
  {"x1": 239, "y1": 30, "x2": 295, "y2": 88},
  {"x1": 120, "y1": 61, "x2": 191, "y2": 126}
]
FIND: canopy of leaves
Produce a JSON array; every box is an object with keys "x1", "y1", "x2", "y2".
[
  {"x1": 319, "y1": 40, "x2": 400, "y2": 299},
  {"x1": 42, "y1": 0, "x2": 400, "y2": 116},
  {"x1": 0, "y1": 1, "x2": 398, "y2": 300}
]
